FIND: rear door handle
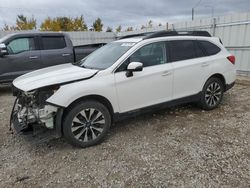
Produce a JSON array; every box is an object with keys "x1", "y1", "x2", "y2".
[
  {"x1": 29, "y1": 56, "x2": 38, "y2": 59},
  {"x1": 62, "y1": 53, "x2": 70, "y2": 57},
  {"x1": 162, "y1": 71, "x2": 172, "y2": 76},
  {"x1": 201, "y1": 62, "x2": 209, "y2": 67}
]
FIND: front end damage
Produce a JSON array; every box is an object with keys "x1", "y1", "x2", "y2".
[
  {"x1": 9, "y1": 63, "x2": 99, "y2": 136},
  {"x1": 10, "y1": 86, "x2": 62, "y2": 135}
]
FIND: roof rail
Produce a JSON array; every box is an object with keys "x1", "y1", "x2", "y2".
[
  {"x1": 118, "y1": 32, "x2": 154, "y2": 39},
  {"x1": 118, "y1": 30, "x2": 211, "y2": 40},
  {"x1": 143, "y1": 30, "x2": 211, "y2": 39}
]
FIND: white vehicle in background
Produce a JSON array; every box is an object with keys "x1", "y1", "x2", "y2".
[{"x1": 11, "y1": 31, "x2": 236, "y2": 148}]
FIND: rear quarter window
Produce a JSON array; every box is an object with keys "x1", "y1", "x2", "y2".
[
  {"x1": 198, "y1": 40, "x2": 221, "y2": 56},
  {"x1": 41, "y1": 36, "x2": 66, "y2": 50}
]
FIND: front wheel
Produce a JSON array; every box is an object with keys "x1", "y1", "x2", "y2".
[
  {"x1": 199, "y1": 77, "x2": 224, "y2": 110},
  {"x1": 63, "y1": 100, "x2": 111, "y2": 148}
]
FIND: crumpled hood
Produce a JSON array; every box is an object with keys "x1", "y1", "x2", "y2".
[{"x1": 13, "y1": 63, "x2": 98, "y2": 91}]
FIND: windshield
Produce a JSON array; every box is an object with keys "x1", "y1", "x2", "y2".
[{"x1": 79, "y1": 42, "x2": 135, "y2": 70}]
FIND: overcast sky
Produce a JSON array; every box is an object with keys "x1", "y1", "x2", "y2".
[{"x1": 0, "y1": 0, "x2": 250, "y2": 30}]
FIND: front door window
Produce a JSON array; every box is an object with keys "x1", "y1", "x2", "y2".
[{"x1": 7, "y1": 38, "x2": 35, "y2": 54}]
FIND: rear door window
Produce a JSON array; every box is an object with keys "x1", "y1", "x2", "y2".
[
  {"x1": 194, "y1": 41, "x2": 206, "y2": 58},
  {"x1": 198, "y1": 41, "x2": 221, "y2": 56},
  {"x1": 41, "y1": 36, "x2": 66, "y2": 50},
  {"x1": 169, "y1": 40, "x2": 196, "y2": 62}
]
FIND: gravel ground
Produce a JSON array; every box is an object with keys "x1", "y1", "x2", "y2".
[{"x1": 0, "y1": 80, "x2": 250, "y2": 188}]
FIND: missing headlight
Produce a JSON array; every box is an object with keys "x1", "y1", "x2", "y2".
[
  {"x1": 10, "y1": 85, "x2": 60, "y2": 132},
  {"x1": 37, "y1": 85, "x2": 60, "y2": 106}
]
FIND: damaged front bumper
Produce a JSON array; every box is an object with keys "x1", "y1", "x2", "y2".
[
  {"x1": 10, "y1": 86, "x2": 64, "y2": 137},
  {"x1": 11, "y1": 108, "x2": 27, "y2": 133}
]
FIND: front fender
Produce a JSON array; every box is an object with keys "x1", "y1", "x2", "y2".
[{"x1": 46, "y1": 74, "x2": 119, "y2": 113}]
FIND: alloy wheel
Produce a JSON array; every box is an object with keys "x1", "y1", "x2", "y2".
[
  {"x1": 205, "y1": 82, "x2": 222, "y2": 107},
  {"x1": 71, "y1": 108, "x2": 105, "y2": 142}
]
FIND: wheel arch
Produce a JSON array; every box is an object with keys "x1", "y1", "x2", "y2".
[
  {"x1": 63, "y1": 94, "x2": 114, "y2": 119},
  {"x1": 206, "y1": 73, "x2": 226, "y2": 91},
  {"x1": 57, "y1": 95, "x2": 115, "y2": 137}
]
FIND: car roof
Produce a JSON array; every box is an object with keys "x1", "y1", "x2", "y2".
[
  {"x1": 115, "y1": 30, "x2": 216, "y2": 44},
  {"x1": 114, "y1": 37, "x2": 143, "y2": 43},
  {"x1": 115, "y1": 35, "x2": 218, "y2": 44},
  {"x1": 2, "y1": 31, "x2": 66, "y2": 38}
]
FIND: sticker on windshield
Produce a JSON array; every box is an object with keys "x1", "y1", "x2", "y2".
[{"x1": 121, "y1": 43, "x2": 136, "y2": 47}]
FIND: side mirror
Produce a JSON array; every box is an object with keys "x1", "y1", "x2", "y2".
[
  {"x1": 126, "y1": 62, "x2": 143, "y2": 77},
  {"x1": 0, "y1": 43, "x2": 8, "y2": 57}
]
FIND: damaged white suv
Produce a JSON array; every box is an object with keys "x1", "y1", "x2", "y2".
[{"x1": 11, "y1": 31, "x2": 236, "y2": 147}]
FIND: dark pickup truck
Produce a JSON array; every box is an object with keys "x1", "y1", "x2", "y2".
[{"x1": 0, "y1": 32, "x2": 105, "y2": 83}]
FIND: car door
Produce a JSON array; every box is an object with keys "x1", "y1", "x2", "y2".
[
  {"x1": 40, "y1": 35, "x2": 74, "y2": 68},
  {"x1": 114, "y1": 41, "x2": 174, "y2": 113},
  {"x1": 0, "y1": 36, "x2": 41, "y2": 82},
  {"x1": 169, "y1": 40, "x2": 211, "y2": 99}
]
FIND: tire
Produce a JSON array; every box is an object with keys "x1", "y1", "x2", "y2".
[
  {"x1": 63, "y1": 100, "x2": 111, "y2": 148},
  {"x1": 199, "y1": 77, "x2": 224, "y2": 110}
]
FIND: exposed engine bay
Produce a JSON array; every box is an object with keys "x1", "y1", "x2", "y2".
[{"x1": 11, "y1": 87, "x2": 58, "y2": 132}]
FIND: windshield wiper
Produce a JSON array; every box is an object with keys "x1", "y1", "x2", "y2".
[
  {"x1": 72, "y1": 61, "x2": 84, "y2": 67},
  {"x1": 72, "y1": 62, "x2": 101, "y2": 70},
  {"x1": 72, "y1": 62, "x2": 91, "y2": 69},
  {"x1": 71, "y1": 61, "x2": 78, "y2": 65}
]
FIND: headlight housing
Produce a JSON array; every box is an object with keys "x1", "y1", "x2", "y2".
[{"x1": 37, "y1": 85, "x2": 60, "y2": 106}]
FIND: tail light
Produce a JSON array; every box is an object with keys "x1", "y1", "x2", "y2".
[{"x1": 227, "y1": 55, "x2": 235, "y2": 65}]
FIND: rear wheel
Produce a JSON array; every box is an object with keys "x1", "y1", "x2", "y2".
[
  {"x1": 63, "y1": 100, "x2": 111, "y2": 148},
  {"x1": 199, "y1": 77, "x2": 224, "y2": 110}
]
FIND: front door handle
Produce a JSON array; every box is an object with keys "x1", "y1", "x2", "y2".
[
  {"x1": 29, "y1": 56, "x2": 38, "y2": 59},
  {"x1": 62, "y1": 53, "x2": 70, "y2": 57},
  {"x1": 162, "y1": 71, "x2": 172, "y2": 76}
]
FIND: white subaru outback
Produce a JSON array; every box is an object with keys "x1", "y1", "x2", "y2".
[{"x1": 11, "y1": 31, "x2": 236, "y2": 147}]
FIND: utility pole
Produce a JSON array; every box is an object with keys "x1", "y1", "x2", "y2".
[
  {"x1": 192, "y1": 0, "x2": 202, "y2": 21},
  {"x1": 192, "y1": 8, "x2": 194, "y2": 20}
]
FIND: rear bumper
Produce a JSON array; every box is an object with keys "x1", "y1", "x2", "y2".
[{"x1": 225, "y1": 82, "x2": 235, "y2": 91}]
